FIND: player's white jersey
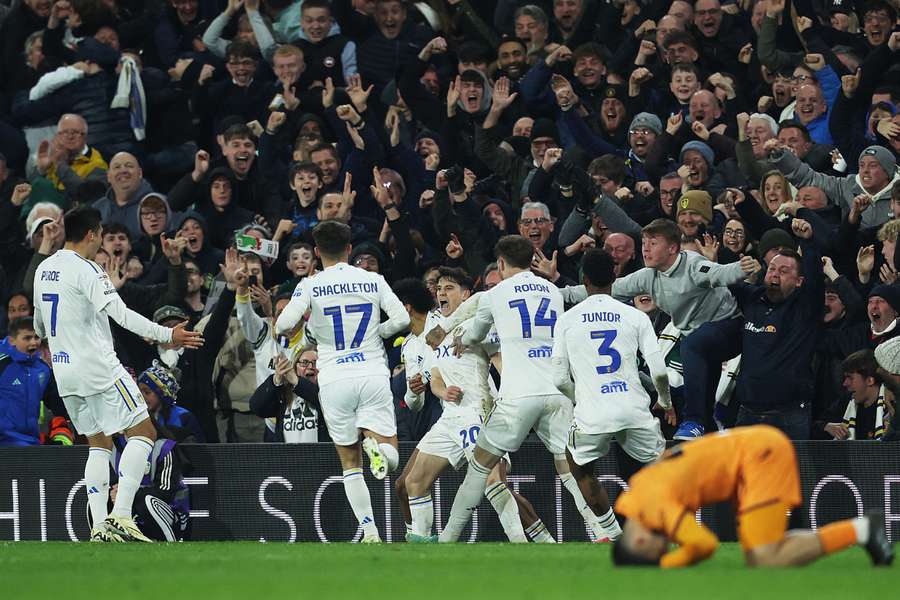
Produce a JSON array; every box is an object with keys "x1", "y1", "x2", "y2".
[
  {"x1": 462, "y1": 271, "x2": 562, "y2": 400},
  {"x1": 552, "y1": 293, "x2": 660, "y2": 433},
  {"x1": 32, "y1": 249, "x2": 170, "y2": 398},
  {"x1": 275, "y1": 263, "x2": 409, "y2": 386},
  {"x1": 400, "y1": 310, "x2": 442, "y2": 411},
  {"x1": 430, "y1": 318, "x2": 495, "y2": 415}
]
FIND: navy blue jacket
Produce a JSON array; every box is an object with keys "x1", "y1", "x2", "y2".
[
  {"x1": 0, "y1": 340, "x2": 58, "y2": 446},
  {"x1": 731, "y1": 238, "x2": 824, "y2": 412}
]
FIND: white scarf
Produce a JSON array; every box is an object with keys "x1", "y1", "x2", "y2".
[
  {"x1": 111, "y1": 56, "x2": 146, "y2": 141},
  {"x1": 842, "y1": 384, "x2": 887, "y2": 440}
]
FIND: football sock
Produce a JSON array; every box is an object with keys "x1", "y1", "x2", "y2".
[
  {"x1": 818, "y1": 520, "x2": 859, "y2": 554},
  {"x1": 379, "y1": 443, "x2": 399, "y2": 472},
  {"x1": 439, "y1": 458, "x2": 491, "y2": 542},
  {"x1": 343, "y1": 468, "x2": 378, "y2": 537},
  {"x1": 85, "y1": 447, "x2": 111, "y2": 526},
  {"x1": 525, "y1": 519, "x2": 556, "y2": 543},
  {"x1": 409, "y1": 494, "x2": 434, "y2": 536},
  {"x1": 558, "y1": 472, "x2": 604, "y2": 540},
  {"x1": 852, "y1": 517, "x2": 870, "y2": 545},
  {"x1": 596, "y1": 507, "x2": 623, "y2": 540},
  {"x1": 111, "y1": 436, "x2": 154, "y2": 518},
  {"x1": 485, "y1": 482, "x2": 527, "y2": 543}
]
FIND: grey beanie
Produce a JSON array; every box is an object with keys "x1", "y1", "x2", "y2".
[
  {"x1": 859, "y1": 145, "x2": 897, "y2": 178},
  {"x1": 680, "y1": 140, "x2": 715, "y2": 166},
  {"x1": 629, "y1": 112, "x2": 663, "y2": 136},
  {"x1": 876, "y1": 336, "x2": 900, "y2": 374}
]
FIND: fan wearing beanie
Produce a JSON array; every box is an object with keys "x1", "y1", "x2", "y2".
[
  {"x1": 137, "y1": 362, "x2": 205, "y2": 442},
  {"x1": 675, "y1": 190, "x2": 713, "y2": 238}
]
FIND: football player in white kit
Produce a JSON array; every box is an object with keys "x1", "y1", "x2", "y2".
[
  {"x1": 393, "y1": 271, "x2": 555, "y2": 543},
  {"x1": 32, "y1": 207, "x2": 204, "y2": 542},
  {"x1": 552, "y1": 248, "x2": 675, "y2": 541},
  {"x1": 436, "y1": 235, "x2": 610, "y2": 543},
  {"x1": 275, "y1": 221, "x2": 410, "y2": 542}
]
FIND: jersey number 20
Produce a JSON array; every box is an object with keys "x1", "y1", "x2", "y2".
[{"x1": 323, "y1": 303, "x2": 373, "y2": 350}]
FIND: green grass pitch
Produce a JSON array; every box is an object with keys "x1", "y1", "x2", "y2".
[{"x1": 0, "y1": 542, "x2": 892, "y2": 600}]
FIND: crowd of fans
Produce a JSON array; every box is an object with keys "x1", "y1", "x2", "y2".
[{"x1": 1, "y1": 0, "x2": 900, "y2": 447}]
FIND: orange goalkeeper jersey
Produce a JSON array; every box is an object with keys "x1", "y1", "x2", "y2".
[{"x1": 615, "y1": 425, "x2": 802, "y2": 566}]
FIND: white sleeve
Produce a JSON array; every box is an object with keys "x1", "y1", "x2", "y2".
[
  {"x1": 401, "y1": 338, "x2": 424, "y2": 412},
  {"x1": 551, "y1": 319, "x2": 574, "y2": 400},
  {"x1": 33, "y1": 294, "x2": 46, "y2": 339},
  {"x1": 638, "y1": 316, "x2": 671, "y2": 409},
  {"x1": 276, "y1": 279, "x2": 311, "y2": 335},
  {"x1": 29, "y1": 66, "x2": 84, "y2": 101},
  {"x1": 236, "y1": 295, "x2": 268, "y2": 349},
  {"x1": 460, "y1": 292, "x2": 493, "y2": 346},
  {"x1": 378, "y1": 276, "x2": 411, "y2": 338},
  {"x1": 341, "y1": 41, "x2": 358, "y2": 80},
  {"x1": 102, "y1": 295, "x2": 172, "y2": 343}
]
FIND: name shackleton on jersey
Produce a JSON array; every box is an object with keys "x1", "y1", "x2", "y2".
[
  {"x1": 554, "y1": 293, "x2": 661, "y2": 433},
  {"x1": 462, "y1": 271, "x2": 563, "y2": 401},
  {"x1": 275, "y1": 263, "x2": 409, "y2": 386},
  {"x1": 32, "y1": 249, "x2": 172, "y2": 398}
]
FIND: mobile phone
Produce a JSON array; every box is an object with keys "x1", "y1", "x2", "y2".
[{"x1": 248, "y1": 275, "x2": 258, "y2": 287}]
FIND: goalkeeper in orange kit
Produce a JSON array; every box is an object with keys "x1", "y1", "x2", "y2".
[{"x1": 612, "y1": 425, "x2": 894, "y2": 567}]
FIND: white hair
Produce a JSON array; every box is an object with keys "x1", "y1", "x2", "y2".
[
  {"x1": 58, "y1": 113, "x2": 88, "y2": 135},
  {"x1": 749, "y1": 113, "x2": 778, "y2": 136},
  {"x1": 521, "y1": 201, "x2": 550, "y2": 220},
  {"x1": 25, "y1": 202, "x2": 63, "y2": 232}
]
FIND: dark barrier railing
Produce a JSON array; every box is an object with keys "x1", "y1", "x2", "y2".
[{"x1": 2, "y1": 442, "x2": 900, "y2": 542}]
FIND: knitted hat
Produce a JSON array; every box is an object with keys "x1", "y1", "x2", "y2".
[
  {"x1": 138, "y1": 361, "x2": 181, "y2": 406},
  {"x1": 629, "y1": 112, "x2": 662, "y2": 136},
  {"x1": 530, "y1": 118, "x2": 560, "y2": 145},
  {"x1": 680, "y1": 140, "x2": 715, "y2": 166},
  {"x1": 676, "y1": 190, "x2": 712, "y2": 222},
  {"x1": 757, "y1": 227, "x2": 796, "y2": 260},
  {"x1": 875, "y1": 336, "x2": 900, "y2": 374},
  {"x1": 869, "y1": 284, "x2": 900, "y2": 315},
  {"x1": 859, "y1": 146, "x2": 897, "y2": 178}
]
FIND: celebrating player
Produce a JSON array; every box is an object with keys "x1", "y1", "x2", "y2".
[
  {"x1": 33, "y1": 207, "x2": 204, "y2": 542},
  {"x1": 275, "y1": 220, "x2": 410, "y2": 543},
  {"x1": 612, "y1": 425, "x2": 894, "y2": 567},
  {"x1": 552, "y1": 249, "x2": 674, "y2": 541},
  {"x1": 436, "y1": 235, "x2": 612, "y2": 543},
  {"x1": 394, "y1": 272, "x2": 554, "y2": 543}
]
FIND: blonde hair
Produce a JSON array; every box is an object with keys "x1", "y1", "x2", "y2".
[
  {"x1": 877, "y1": 219, "x2": 900, "y2": 243},
  {"x1": 759, "y1": 170, "x2": 793, "y2": 216}
]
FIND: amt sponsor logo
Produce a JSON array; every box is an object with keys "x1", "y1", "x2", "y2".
[{"x1": 336, "y1": 352, "x2": 366, "y2": 364}]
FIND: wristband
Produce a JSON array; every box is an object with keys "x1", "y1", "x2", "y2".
[{"x1": 383, "y1": 202, "x2": 397, "y2": 211}]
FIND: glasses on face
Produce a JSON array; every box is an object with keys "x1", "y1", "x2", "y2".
[
  {"x1": 59, "y1": 129, "x2": 86, "y2": 137},
  {"x1": 354, "y1": 256, "x2": 378, "y2": 267},
  {"x1": 659, "y1": 188, "x2": 679, "y2": 197},
  {"x1": 520, "y1": 217, "x2": 550, "y2": 226},
  {"x1": 141, "y1": 210, "x2": 165, "y2": 218},
  {"x1": 228, "y1": 59, "x2": 256, "y2": 67},
  {"x1": 791, "y1": 74, "x2": 812, "y2": 83},
  {"x1": 185, "y1": 267, "x2": 201, "y2": 276},
  {"x1": 297, "y1": 360, "x2": 317, "y2": 368},
  {"x1": 629, "y1": 128, "x2": 654, "y2": 136},
  {"x1": 724, "y1": 228, "x2": 745, "y2": 238}
]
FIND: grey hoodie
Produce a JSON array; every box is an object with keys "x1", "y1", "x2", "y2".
[
  {"x1": 93, "y1": 178, "x2": 154, "y2": 238},
  {"x1": 456, "y1": 69, "x2": 493, "y2": 114}
]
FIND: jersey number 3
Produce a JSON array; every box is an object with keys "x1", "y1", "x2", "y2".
[
  {"x1": 323, "y1": 303, "x2": 373, "y2": 350},
  {"x1": 591, "y1": 329, "x2": 621, "y2": 374}
]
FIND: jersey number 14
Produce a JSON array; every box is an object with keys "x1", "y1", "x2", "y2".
[{"x1": 508, "y1": 297, "x2": 557, "y2": 338}]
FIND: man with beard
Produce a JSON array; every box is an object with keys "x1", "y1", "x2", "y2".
[
  {"x1": 730, "y1": 219, "x2": 823, "y2": 439},
  {"x1": 495, "y1": 37, "x2": 529, "y2": 83},
  {"x1": 169, "y1": 126, "x2": 284, "y2": 229}
]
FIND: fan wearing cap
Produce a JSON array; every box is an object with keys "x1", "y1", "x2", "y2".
[
  {"x1": 769, "y1": 142, "x2": 900, "y2": 229},
  {"x1": 138, "y1": 362, "x2": 204, "y2": 442},
  {"x1": 822, "y1": 284, "x2": 900, "y2": 371}
]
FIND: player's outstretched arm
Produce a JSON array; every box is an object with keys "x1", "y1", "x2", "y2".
[
  {"x1": 33, "y1": 298, "x2": 46, "y2": 339},
  {"x1": 460, "y1": 294, "x2": 494, "y2": 346},
  {"x1": 275, "y1": 279, "x2": 311, "y2": 335},
  {"x1": 103, "y1": 295, "x2": 175, "y2": 345},
  {"x1": 378, "y1": 279, "x2": 411, "y2": 338}
]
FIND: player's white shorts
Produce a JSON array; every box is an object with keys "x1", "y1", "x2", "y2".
[
  {"x1": 480, "y1": 394, "x2": 572, "y2": 456},
  {"x1": 63, "y1": 376, "x2": 149, "y2": 437},
  {"x1": 567, "y1": 420, "x2": 665, "y2": 466},
  {"x1": 319, "y1": 375, "x2": 397, "y2": 446}
]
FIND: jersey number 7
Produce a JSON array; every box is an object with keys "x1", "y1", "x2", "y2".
[
  {"x1": 323, "y1": 303, "x2": 373, "y2": 350},
  {"x1": 41, "y1": 293, "x2": 60, "y2": 337}
]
